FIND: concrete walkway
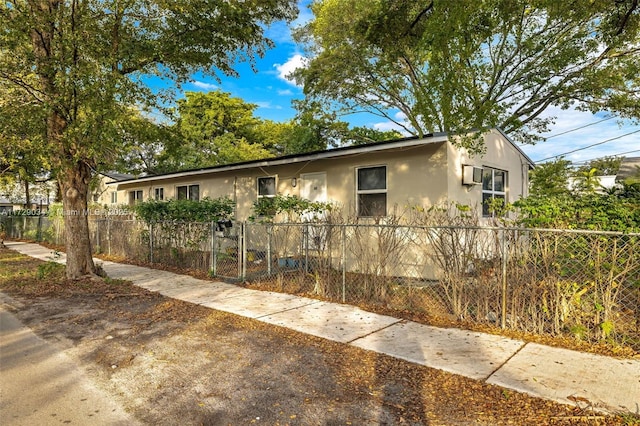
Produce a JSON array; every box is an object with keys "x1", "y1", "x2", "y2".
[{"x1": 5, "y1": 241, "x2": 640, "y2": 415}]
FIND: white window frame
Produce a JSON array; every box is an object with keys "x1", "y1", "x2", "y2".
[
  {"x1": 129, "y1": 190, "x2": 143, "y2": 205},
  {"x1": 154, "y1": 187, "x2": 164, "y2": 201},
  {"x1": 110, "y1": 191, "x2": 118, "y2": 204},
  {"x1": 176, "y1": 184, "x2": 200, "y2": 201},
  {"x1": 356, "y1": 165, "x2": 387, "y2": 218},
  {"x1": 482, "y1": 167, "x2": 507, "y2": 217},
  {"x1": 257, "y1": 176, "x2": 277, "y2": 199}
]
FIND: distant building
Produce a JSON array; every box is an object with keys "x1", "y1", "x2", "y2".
[{"x1": 616, "y1": 157, "x2": 640, "y2": 184}]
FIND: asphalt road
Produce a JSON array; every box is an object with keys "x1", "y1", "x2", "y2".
[{"x1": 0, "y1": 299, "x2": 138, "y2": 426}]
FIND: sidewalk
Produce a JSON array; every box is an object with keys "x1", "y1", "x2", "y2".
[{"x1": 6, "y1": 241, "x2": 640, "y2": 415}]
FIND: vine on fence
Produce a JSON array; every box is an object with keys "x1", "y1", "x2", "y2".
[{"x1": 133, "y1": 197, "x2": 235, "y2": 266}]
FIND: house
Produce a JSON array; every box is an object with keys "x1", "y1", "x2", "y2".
[
  {"x1": 0, "y1": 196, "x2": 50, "y2": 215},
  {"x1": 93, "y1": 172, "x2": 135, "y2": 206},
  {"x1": 0, "y1": 197, "x2": 17, "y2": 215},
  {"x1": 568, "y1": 175, "x2": 618, "y2": 193},
  {"x1": 107, "y1": 129, "x2": 534, "y2": 221}
]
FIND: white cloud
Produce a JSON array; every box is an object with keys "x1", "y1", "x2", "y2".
[
  {"x1": 373, "y1": 121, "x2": 412, "y2": 136},
  {"x1": 274, "y1": 54, "x2": 308, "y2": 85},
  {"x1": 278, "y1": 89, "x2": 293, "y2": 96},
  {"x1": 255, "y1": 101, "x2": 283, "y2": 110},
  {"x1": 190, "y1": 80, "x2": 218, "y2": 91},
  {"x1": 394, "y1": 111, "x2": 408, "y2": 121}
]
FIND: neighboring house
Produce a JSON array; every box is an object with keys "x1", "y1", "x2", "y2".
[
  {"x1": 108, "y1": 129, "x2": 534, "y2": 221},
  {"x1": 0, "y1": 197, "x2": 17, "y2": 215},
  {"x1": 616, "y1": 156, "x2": 640, "y2": 184},
  {"x1": 94, "y1": 172, "x2": 135, "y2": 206},
  {"x1": 568, "y1": 175, "x2": 618, "y2": 193},
  {"x1": 0, "y1": 196, "x2": 50, "y2": 214}
]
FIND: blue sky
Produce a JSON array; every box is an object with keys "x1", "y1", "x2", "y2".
[{"x1": 161, "y1": 1, "x2": 640, "y2": 166}]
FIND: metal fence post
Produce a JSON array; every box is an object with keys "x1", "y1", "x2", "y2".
[
  {"x1": 267, "y1": 224, "x2": 272, "y2": 276},
  {"x1": 149, "y1": 222, "x2": 154, "y2": 263},
  {"x1": 240, "y1": 222, "x2": 246, "y2": 280},
  {"x1": 95, "y1": 219, "x2": 101, "y2": 253},
  {"x1": 36, "y1": 214, "x2": 43, "y2": 242},
  {"x1": 501, "y1": 228, "x2": 508, "y2": 329},
  {"x1": 107, "y1": 218, "x2": 111, "y2": 256},
  {"x1": 341, "y1": 225, "x2": 346, "y2": 303},
  {"x1": 211, "y1": 221, "x2": 218, "y2": 277},
  {"x1": 304, "y1": 223, "x2": 309, "y2": 273}
]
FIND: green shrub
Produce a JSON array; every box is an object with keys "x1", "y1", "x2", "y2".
[
  {"x1": 250, "y1": 194, "x2": 333, "y2": 222},
  {"x1": 134, "y1": 197, "x2": 234, "y2": 225}
]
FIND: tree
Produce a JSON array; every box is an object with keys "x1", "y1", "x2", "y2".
[
  {"x1": 168, "y1": 90, "x2": 274, "y2": 169},
  {"x1": 294, "y1": 0, "x2": 640, "y2": 147},
  {"x1": 344, "y1": 126, "x2": 404, "y2": 146},
  {"x1": 515, "y1": 158, "x2": 640, "y2": 231},
  {"x1": 577, "y1": 156, "x2": 623, "y2": 176},
  {"x1": 111, "y1": 110, "x2": 181, "y2": 176},
  {"x1": 528, "y1": 159, "x2": 573, "y2": 198},
  {"x1": 0, "y1": 0, "x2": 297, "y2": 279},
  {"x1": 0, "y1": 80, "x2": 51, "y2": 206}
]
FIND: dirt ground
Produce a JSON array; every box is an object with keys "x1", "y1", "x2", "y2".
[{"x1": 0, "y1": 246, "x2": 632, "y2": 425}]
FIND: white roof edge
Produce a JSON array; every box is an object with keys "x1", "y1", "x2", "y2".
[{"x1": 107, "y1": 134, "x2": 450, "y2": 186}]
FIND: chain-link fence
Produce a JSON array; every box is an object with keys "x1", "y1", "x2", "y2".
[{"x1": 2, "y1": 215, "x2": 639, "y2": 350}]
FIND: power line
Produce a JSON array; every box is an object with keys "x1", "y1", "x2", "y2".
[
  {"x1": 535, "y1": 129, "x2": 640, "y2": 162},
  {"x1": 571, "y1": 149, "x2": 640, "y2": 165},
  {"x1": 543, "y1": 115, "x2": 616, "y2": 139}
]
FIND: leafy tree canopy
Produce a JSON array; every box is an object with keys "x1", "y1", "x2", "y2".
[
  {"x1": 577, "y1": 156, "x2": 623, "y2": 176},
  {"x1": 166, "y1": 90, "x2": 274, "y2": 169},
  {"x1": 513, "y1": 159, "x2": 640, "y2": 231},
  {"x1": 294, "y1": 0, "x2": 640, "y2": 147},
  {"x1": 0, "y1": 0, "x2": 297, "y2": 278}
]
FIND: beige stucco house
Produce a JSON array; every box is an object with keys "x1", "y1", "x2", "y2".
[
  {"x1": 94, "y1": 172, "x2": 134, "y2": 206},
  {"x1": 106, "y1": 129, "x2": 533, "y2": 221}
]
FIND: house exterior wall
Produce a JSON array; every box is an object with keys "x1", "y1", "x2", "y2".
[
  {"x1": 94, "y1": 175, "x2": 129, "y2": 206},
  {"x1": 109, "y1": 130, "x2": 531, "y2": 280},
  {"x1": 114, "y1": 142, "x2": 451, "y2": 221},
  {"x1": 112, "y1": 129, "x2": 531, "y2": 223},
  {"x1": 446, "y1": 129, "x2": 530, "y2": 217}
]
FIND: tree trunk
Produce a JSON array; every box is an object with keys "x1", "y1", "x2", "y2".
[
  {"x1": 24, "y1": 179, "x2": 30, "y2": 209},
  {"x1": 61, "y1": 161, "x2": 96, "y2": 279}
]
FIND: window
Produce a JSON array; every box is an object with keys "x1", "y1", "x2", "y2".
[
  {"x1": 110, "y1": 192, "x2": 118, "y2": 204},
  {"x1": 154, "y1": 187, "x2": 164, "y2": 201},
  {"x1": 357, "y1": 166, "x2": 387, "y2": 217},
  {"x1": 482, "y1": 168, "x2": 507, "y2": 217},
  {"x1": 129, "y1": 190, "x2": 143, "y2": 205},
  {"x1": 176, "y1": 184, "x2": 199, "y2": 201},
  {"x1": 257, "y1": 176, "x2": 276, "y2": 198}
]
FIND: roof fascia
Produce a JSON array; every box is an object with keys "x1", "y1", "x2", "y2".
[{"x1": 107, "y1": 134, "x2": 450, "y2": 186}]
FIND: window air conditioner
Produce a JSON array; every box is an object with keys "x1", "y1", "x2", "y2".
[{"x1": 462, "y1": 165, "x2": 483, "y2": 185}]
